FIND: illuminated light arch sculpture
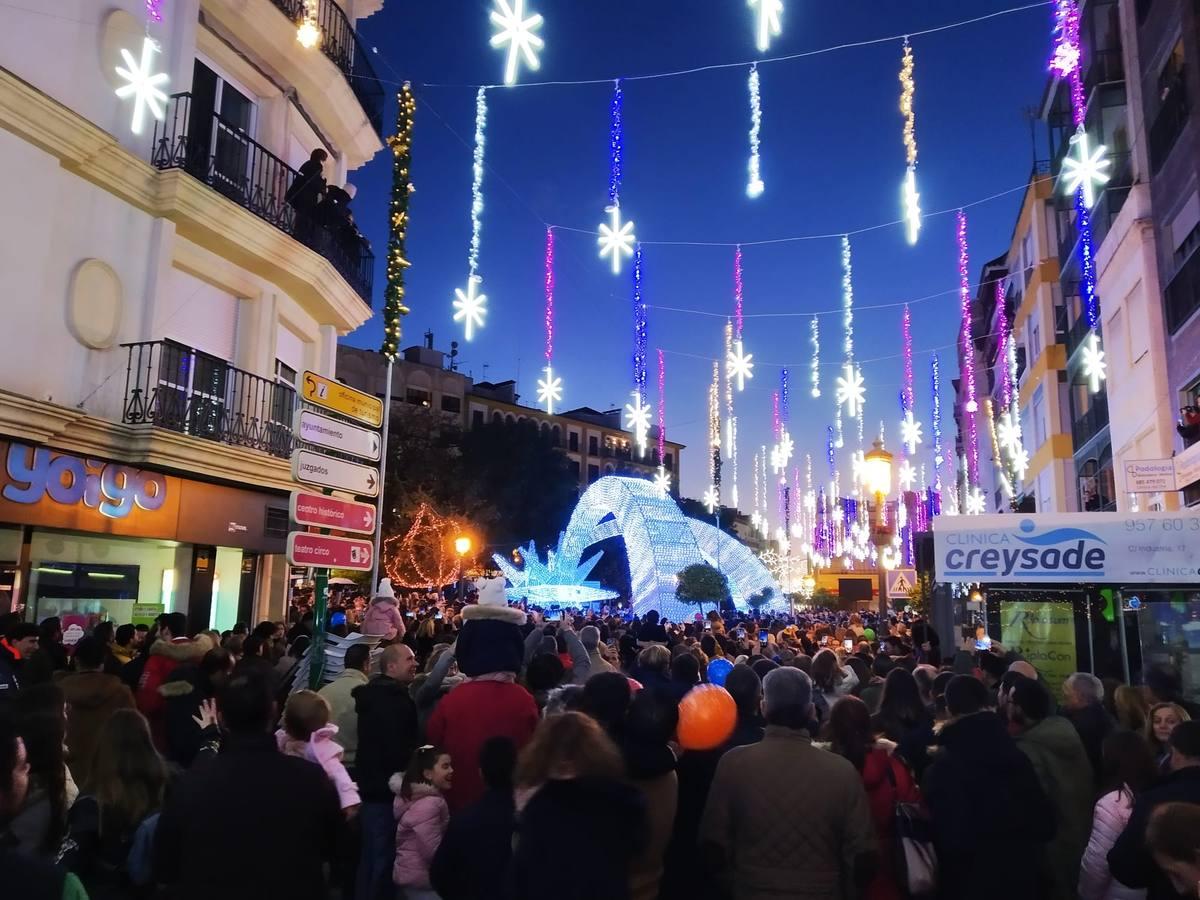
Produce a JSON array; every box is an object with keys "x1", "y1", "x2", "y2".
[{"x1": 553, "y1": 476, "x2": 781, "y2": 619}]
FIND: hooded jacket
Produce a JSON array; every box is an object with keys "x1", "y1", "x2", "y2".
[
  {"x1": 1108, "y1": 765, "x2": 1200, "y2": 900},
  {"x1": 352, "y1": 675, "x2": 418, "y2": 803},
  {"x1": 1016, "y1": 715, "x2": 1095, "y2": 900},
  {"x1": 361, "y1": 598, "x2": 405, "y2": 640},
  {"x1": 317, "y1": 667, "x2": 370, "y2": 767},
  {"x1": 60, "y1": 670, "x2": 135, "y2": 787},
  {"x1": 1078, "y1": 788, "x2": 1145, "y2": 900},
  {"x1": 858, "y1": 748, "x2": 920, "y2": 900},
  {"x1": 390, "y1": 778, "x2": 449, "y2": 888},
  {"x1": 277, "y1": 724, "x2": 360, "y2": 811},
  {"x1": 136, "y1": 637, "x2": 213, "y2": 723},
  {"x1": 923, "y1": 711, "x2": 1056, "y2": 900}
]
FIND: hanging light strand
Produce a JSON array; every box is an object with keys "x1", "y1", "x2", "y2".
[
  {"x1": 747, "y1": 63, "x2": 765, "y2": 198},
  {"x1": 931, "y1": 354, "x2": 945, "y2": 491},
  {"x1": 900, "y1": 38, "x2": 921, "y2": 244},
  {"x1": 657, "y1": 348, "x2": 666, "y2": 462},
  {"x1": 809, "y1": 316, "x2": 821, "y2": 398},
  {"x1": 468, "y1": 88, "x2": 487, "y2": 278},
  {"x1": 544, "y1": 227, "x2": 555, "y2": 364},
  {"x1": 734, "y1": 246, "x2": 745, "y2": 340},
  {"x1": 633, "y1": 245, "x2": 648, "y2": 402},
  {"x1": 609, "y1": 79, "x2": 624, "y2": 205},
  {"x1": 957, "y1": 208, "x2": 980, "y2": 487}
]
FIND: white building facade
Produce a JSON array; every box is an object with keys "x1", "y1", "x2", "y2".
[{"x1": 0, "y1": 0, "x2": 381, "y2": 629}]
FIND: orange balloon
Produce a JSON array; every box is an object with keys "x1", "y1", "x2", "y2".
[{"x1": 677, "y1": 684, "x2": 737, "y2": 750}]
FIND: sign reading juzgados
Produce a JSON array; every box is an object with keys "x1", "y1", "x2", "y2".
[{"x1": 296, "y1": 371, "x2": 383, "y2": 427}]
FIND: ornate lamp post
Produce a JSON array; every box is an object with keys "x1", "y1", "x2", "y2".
[{"x1": 454, "y1": 536, "x2": 472, "y2": 604}]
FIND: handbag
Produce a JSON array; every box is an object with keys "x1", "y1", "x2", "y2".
[{"x1": 884, "y1": 756, "x2": 938, "y2": 898}]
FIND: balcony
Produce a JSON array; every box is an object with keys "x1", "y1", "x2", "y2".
[
  {"x1": 1150, "y1": 77, "x2": 1189, "y2": 174},
  {"x1": 1083, "y1": 49, "x2": 1126, "y2": 101},
  {"x1": 1166, "y1": 244, "x2": 1200, "y2": 333},
  {"x1": 151, "y1": 93, "x2": 374, "y2": 305},
  {"x1": 121, "y1": 341, "x2": 295, "y2": 459},
  {"x1": 1072, "y1": 396, "x2": 1110, "y2": 448},
  {"x1": 270, "y1": 0, "x2": 384, "y2": 137}
]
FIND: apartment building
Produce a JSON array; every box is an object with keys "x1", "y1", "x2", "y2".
[
  {"x1": 0, "y1": 0, "x2": 382, "y2": 626},
  {"x1": 338, "y1": 342, "x2": 685, "y2": 496}
]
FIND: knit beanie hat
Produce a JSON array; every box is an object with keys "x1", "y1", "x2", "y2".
[
  {"x1": 456, "y1": 592, "x2": 527, "y2": 677},
  {"x1": 372, "y1": 578, "x2": 396, "y2": 604}
]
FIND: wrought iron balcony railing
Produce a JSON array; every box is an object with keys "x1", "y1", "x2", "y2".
[
  {"x1": 152, "y1": 93, "x2": 373, "y2": 304},
  {"x1": 121, "y1": 341, "x2": 296, "y2": 459},
  {"x1": 271, "y1": 0, "x2": 385, "y2": 137}
]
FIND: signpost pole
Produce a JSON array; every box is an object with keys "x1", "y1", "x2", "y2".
[
  {"x1": 369, "y1": 356, "x2": 393, "y2": 593},
  {"x1": 310, "y1": 566, "x2": 328, "y2": 689}
]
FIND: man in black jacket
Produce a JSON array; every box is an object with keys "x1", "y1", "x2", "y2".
[
  {"x1": 353, "y1": 643, "x2": 418, "y2": 900},
  {"x1": 1109, "y1": 719, "x2": 1200, "y2": 899},
  {"x1": 152, "y1": 674, "x2": 343, "y2": 900},
  {"x1": 922, "y1": 675, "x2": 1056, "y2": 900},
  {"x1": 1062, "y1": 671, "x2": 1115, "y2": 789}
]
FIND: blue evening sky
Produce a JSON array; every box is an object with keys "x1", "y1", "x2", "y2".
[{"x1": 345, "y1": 1, "x2": 1052, "y2": 501}]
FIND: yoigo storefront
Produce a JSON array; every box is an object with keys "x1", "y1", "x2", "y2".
[
  {"x1": 0, "y1": 440, "x2": 288, "y2": 634},
  {"x1": 932, "y1": 512, "x2": 1200, "y2": 697}
]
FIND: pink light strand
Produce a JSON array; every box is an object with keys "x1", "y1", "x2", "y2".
[
  {"x1": 657, "y1": 349, "x2": 666, "y2": 461},
  {"x1": 146, "y1": 0, "x2": 164, "y2": 22},
  {"x1": 901, "y1": 304, "x2": 914, "y2": 413},
  {"x1": 996, "y1": 281, "x2": 1012, "y2": 409},
  {"x1": 733, "y1": 246, "x2": 744, "y2": 340},
  {"x1": 957, "y1": 210, "x2": 980, "y2": 487},
  {"x1": 1051, "y1": 0, "x2": 1086, "y2": 128},
  {"x1": 544, "y1": 227, "x2": 554, "y2": 363}
]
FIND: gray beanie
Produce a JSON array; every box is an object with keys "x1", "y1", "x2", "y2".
[
  {"x1": 763, "y1": 667, "x2": 813, "y2": 718},
  {"x1": 580, "y1": 625, "x2": 601, "y2": 650}
]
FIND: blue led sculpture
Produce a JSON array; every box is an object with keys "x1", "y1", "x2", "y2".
[
  {"x1": 530, "y1": 476, "x2": 782, "y2": 620},
  {"x1": 491, "y1": 537, "x2": 619, "y2": 607}
]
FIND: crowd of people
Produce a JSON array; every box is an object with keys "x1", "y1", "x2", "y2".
[{"x1": 3, "y1": 581, "x2": 1200, "y2": 899}]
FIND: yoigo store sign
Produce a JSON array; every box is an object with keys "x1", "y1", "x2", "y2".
[{"x1": 933, "y1": 513, "x2": 1200, "y2": 584}]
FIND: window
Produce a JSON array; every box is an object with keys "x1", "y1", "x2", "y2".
[
  {"x1": 189, "y1": 60, "x2": 258, "y2": 199},
  {"x1": 406, "y1": 387, "x2": 431, "y2": 407},
  {"x1": 1029, "y1": 319, "x2": 1043, "y2": 364},
  {"x1": 665, "y1": 452, "x2": 674, "y2": 471},
  {"x1": 441, "y1": 395, "x2": 461, "y2": 414},
  {"x1": 471, "y1": 410, "x2": 484, "y2": 428},
  {"x1": 587, "y1": 464, "x2": 600, "y2": 483},
  {"x1": 569, "y1": 431, "x2": 579, "y2": 452},
  {"x1": 570, "y1": 460, "x2": 580, "y2": 479},
  {"x1": 588, "y1": 435, "x2": 599, "y2": 456},
  {"x1": 1032, "y1": 386, "x2": 1048, "y2": 448},
  {"x1": 271, "y1": 360, "x2": 296, "y2": 428},
  {"x1": 158, "y1": 340, "x2": 226, "y2": 438}
]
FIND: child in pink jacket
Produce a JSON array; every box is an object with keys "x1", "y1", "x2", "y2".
[
  {"x1": 390, "y1": 745, "x2": 453, "y2": 899},
  {"x1": 361, "y1": 578, "x2": 406, "y2": 642},
  {"x1": 276, "y1": 690, "x2": 361, "y2": 816}
]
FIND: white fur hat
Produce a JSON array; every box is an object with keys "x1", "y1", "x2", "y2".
[
  {"x1": 372, "y1": 578, "x2": 396, "y2": 602},
  {"x1": 461, "y1": 589, "x2": 525, "y2": 625}
]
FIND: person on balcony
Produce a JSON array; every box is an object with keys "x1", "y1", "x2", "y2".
[{"x1": 285, "y1": 148, "x2": 327, "y2": 244}]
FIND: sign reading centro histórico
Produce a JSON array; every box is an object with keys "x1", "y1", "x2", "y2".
[{"x1": 934, "y1": 513, "x2": 1200, "y2": 584}]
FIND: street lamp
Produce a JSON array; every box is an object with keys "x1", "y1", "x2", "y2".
[
  {"x1": 454, "y1": 536, "x2": 472, "y2": 604},
  {"x1": 863, "y1": 439, "x2": 895, "y2": 616}
]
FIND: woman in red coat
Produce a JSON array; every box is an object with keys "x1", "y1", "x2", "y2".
[{"x1": 828, "y1": 694, "x2": 921, "y2": 900}]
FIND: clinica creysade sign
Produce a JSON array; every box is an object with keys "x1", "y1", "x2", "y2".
[{"x1": 934, "y1": 513, "x2": 1200, "y2": 584}]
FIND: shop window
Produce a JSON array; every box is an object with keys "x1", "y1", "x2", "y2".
[
  {"x1": 441, "y1": 395, "x2": 461, "y2": 414},
  {"x1": 28, "y1": 561, "x2": 140, "y2": 633}
]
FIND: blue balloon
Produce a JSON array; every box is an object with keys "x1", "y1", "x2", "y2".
[{"x1": 707, "y1": 657, "x2": 734, "y2": 687}]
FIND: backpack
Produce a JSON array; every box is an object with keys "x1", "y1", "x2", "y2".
[{"x1": 884, "y1": 757, "x2": 938, "y2": 898}]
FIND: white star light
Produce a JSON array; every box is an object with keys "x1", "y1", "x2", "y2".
[
  {"x1": 489, "y1": 0, "x2": 544, "y2": 86},
  {"x1": 727, "y1": 339, "x2": 755, "y2": 391},
  {"x1": 453, "y1": 276, "x2": 488, "y2": 341},
  {"x1": 598, "y1": 205, "x2": 636, "y2": 275},
  {"x1": 703, "y1": 485, "x2": 719, "y2": 513},
  {"x1": 899, "y1": 411, "x2": 923, "y2": 454},
  {"x1": 537, "y1": 365, "x2": 562, "y2": 414},
  {"x1": 623, "y1": 391, "x2": 652, "y2": 457},
  {"x1": 903, "y1": 166, "x2": 922, "y2": 245},
  {"x1": 1082, "y1": 333, "x2": 1107, "y2": 393},
  {"x1": 748, "y1": 0, "x2": 783, "y2": 53},
  {"x1": 997, "y1": 412, "x2": 1023, "y2": 457},
  {"x1": 114, "y1": 38, "x2": 169, "y2": 135},
  {"x1": 965, "y1": 487, "x2": 987, "y2": 516},
  {"x1": 771, "y1": 444, "x2": 787, "y2": 475},
  {"x1": 778, "y1": 431, "x2": 794, "y2": 467},
  {"x1": 1062, "y1": 128, "x2": 1111, "y2": 208},
  {"x1": 898, "y1": 459, "x2": 916, "y2": 491},
  {"x1": 653, "y1": 465, "x2": 672, "y2": 497},
  {"x1": 1011, "y1": 446, "x2": 1030, "y2": 481},
  {"x1": 835, "y1": 363, "x2": 865, "y2": 419}
]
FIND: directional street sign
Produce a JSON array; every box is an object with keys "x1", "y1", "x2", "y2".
[
  {"x1": 291, "y1": 449, "x2": 380, "y2": 497},
  {"x1": 287, "y1": 532, "x2": 374, "y2": 571},
  {"x1": 290, "y1": 491, "x2": 376, "y2": 535},
  {"x1": 297, "y1": 370, "x2": 383, "y2": 428},
  {"x1": 295, "y1": 410, "x2": 382, "y2": 462},
  {"x1": 887, "y1": 568, "x2": 917, "y2": 600}
]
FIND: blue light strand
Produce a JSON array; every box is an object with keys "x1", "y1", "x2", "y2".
[
  {"x1": 1076, "y1": 194, "x2": 1100, "y2": 329},
  {"x1": 780, "y1": 368, "x2": 790, "y2": 429},
  {"x1": 633, "y1": 245, "x2": 647, "y2": 401},
  {"x1": 608, "y1": 79, "x2": 623, "y2": 206}
]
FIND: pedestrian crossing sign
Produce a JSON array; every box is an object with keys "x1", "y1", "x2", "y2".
[{"x1": 886, "y1": 569, "x2": 916, "y2": 599}]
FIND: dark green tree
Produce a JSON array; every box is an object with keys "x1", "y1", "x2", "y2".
[
  {"x1": 746, "y1": 586, "x2": 775, "y2": 611},
  {"x1": 675, "y1": 563, "x2": 730, "y2": 616}
]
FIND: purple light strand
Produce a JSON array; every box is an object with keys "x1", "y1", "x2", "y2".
[
  {"x1": 608, "y1": 80, "x2": 624, "y2": 206},
  {"x1": 146, "y1": 0, "x2": 164, "y2": 22},
  {"x1": 780, "y1": 368, "x2": 790, "y2": 430},
  {"x1": 657, "y1": 349, "x2": 666, "y2": 461},
  {"x1": 901, "y1": 304, "x2": 914, "y2": 414},
  {"x1": 956, "y1": 210, "x2": 979, "y2": 487},
  {"x1": 733, "y1": 246, "x2": 744, "y2": 340},
  {"x1": 544, "y1": 228, "x2": 554, "y2": 363},
  {"x1": 996, "y1": 281, "x2": 1012, "y2": 409},
  {"x1": 633, "y1": 245, "x2": 647, "y2": 401},
  {"x1": 772, "y1": 391, "x2": 781, "y2": 443}
]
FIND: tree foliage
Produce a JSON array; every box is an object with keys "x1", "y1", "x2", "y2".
[
  {"x1": 746, "y1": 586, "x2": 775, "y2": 610},
  {"x1": 675, "y1": 563, "x2": 730, "y2": 614}
]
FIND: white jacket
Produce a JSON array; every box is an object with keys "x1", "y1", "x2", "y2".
[{"x1": 1078, "y1": 788, "x2": 1146, "y2": 900}]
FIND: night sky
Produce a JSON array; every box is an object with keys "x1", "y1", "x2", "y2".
[{"x1": 344, "y1": 1, "x2": 1052, "y2": 501}]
